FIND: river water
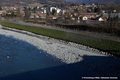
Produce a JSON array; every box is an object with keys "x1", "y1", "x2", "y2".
[{"x1": 0, "y1": 34, "x2": 64, "y2": 77}]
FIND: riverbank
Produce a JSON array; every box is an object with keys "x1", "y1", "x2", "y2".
[
  {"x1": 1, "y1": 25, "x2": 120, "y2": 79},
  {"x1": 0, "y1": 21, "x2": 120, "y2": 56},
  {"x1": 0, "y1": 26, "x2": 107, "y2": 63}
]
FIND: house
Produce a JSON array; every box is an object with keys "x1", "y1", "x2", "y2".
[
  {"x1": 79, "y1": 13, "x2": 97, "y2": 20},
  {"x1": 0, "y1": 10, "x2": 6, "y2": 16},
  {"x1": 50, "y1": 7, "x2": 61, "y2": 14},
  {"x1": 82, "y1": 16, "x2": 88, "y2": 21},
  {"x1": 98, "y1": 17, "x2": 104, "y2": 22},
  {"x1": 28, "y1": 2, "x2": 44, "y2": 9}
]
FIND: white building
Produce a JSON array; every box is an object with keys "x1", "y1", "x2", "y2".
[
  {"x1": 82, "y1": 16, "x2": 88, "y2": 21},
  {"x1": 50, "y1": 7, "x2": 61, "y2": 14}
]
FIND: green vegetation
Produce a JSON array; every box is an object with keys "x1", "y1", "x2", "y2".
[{"x1": 0, "y1": 21, "x2": 120, "y2": 56}]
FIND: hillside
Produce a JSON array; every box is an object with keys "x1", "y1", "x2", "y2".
[
  {"x1": 0, "y1": 0, "x2": 120, "y2": 4},
  {"x1": 66, "y1": 0, "x2": 120, "y2": 4}
]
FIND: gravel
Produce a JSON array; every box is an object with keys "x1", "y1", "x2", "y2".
[{"x1": 0, "y1": 25, "x2": 107, "y2": 64}]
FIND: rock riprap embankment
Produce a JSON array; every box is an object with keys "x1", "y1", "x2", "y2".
[{"x1": 0, "y1": 26, "x2": 106, "y2": 64}]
